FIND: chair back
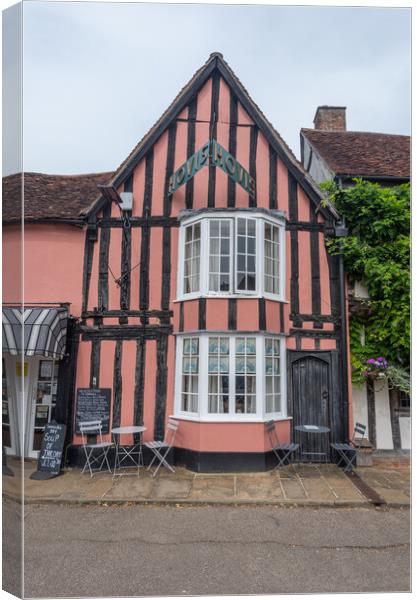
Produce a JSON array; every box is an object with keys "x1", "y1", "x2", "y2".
[
  {"x1": 265, "y1": 420, "x2": 280, "y2": 449},
  {"x1": 79, "y1": 420, "x2": 104, "y2": 445},
  {"x1": 352, "y1": 422, "x2": 366, "y2": 448},
  {"x1": 165, "y1": 418, "x2": 179, "y2": 448}
]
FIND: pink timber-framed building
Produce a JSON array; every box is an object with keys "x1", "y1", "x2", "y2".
[{"x1": 2, "y1": 54, "x2": 353, "y2": 470}]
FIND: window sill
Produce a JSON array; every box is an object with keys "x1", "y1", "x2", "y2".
[
  {"x1": 174, "y1": 294, "x2": 288, "y2": 303},
  {"x1": 171, "y1": 414, "x2": 292, "y2": 424}
]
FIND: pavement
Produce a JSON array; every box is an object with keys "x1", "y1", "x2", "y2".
[{"x1": 2, "y1": 453, "x2": 410, "y2": 508}]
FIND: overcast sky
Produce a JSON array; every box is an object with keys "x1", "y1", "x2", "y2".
[{"x1": 2, "y1": 1, "x2": 411, "y2": 176}]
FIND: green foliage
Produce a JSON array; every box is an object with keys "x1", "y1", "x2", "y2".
[
  {"x1": 322, "y1": 179, "x2": 410, "y2": 387},
  {"x1": 386, "y1": 365, "x2": 410, "y2": 395}
]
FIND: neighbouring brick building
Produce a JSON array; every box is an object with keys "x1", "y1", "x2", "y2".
[{"x1": 300, "y1": 106, "x2": 410, "y2": 452}]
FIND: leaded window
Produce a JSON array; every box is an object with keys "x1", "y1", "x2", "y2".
[
  {"x1": 236, "y1": 218, "x2": 256, "y2": 292},
  {"x1": 209, "y1": 220, "x2": 231, "y2": 292},
  {"x1": 264, "y1": 222, "x2": 280, "y2": 294},
  {"x1": 208, "y1": 337, "x2": 230, "y2": 413},
  {"x1": 265, "y1": 338, "x2": 281, "y2": 413},
  {"x1": 180, "y1": 212, "x2": 284, "y2": 299},
  {"x1": 183, "y1": 223, "x2": 201, "y2": 294},
  {"x1": 181, "y1": 337, "x2": 199, "y2": 413},
  {"x1": 235, "y1": 337, "x2": 256, "y2": 414}
]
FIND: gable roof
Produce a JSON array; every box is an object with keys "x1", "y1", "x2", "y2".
[
  {"x1": 301, "y1": 129, "x2": 410, "y2": 180},
  {"x1": 2, "y1": 171, "x2": 113, "y2": 224},
  {"x1": 84, "y1": 52, "x2": 339, "y2": 221}
]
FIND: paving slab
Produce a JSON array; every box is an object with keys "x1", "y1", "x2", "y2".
[
  {"x1": 235, "y1": 475, "x2": 284, "y2": 500},
  {"x1": 188, "y1": 475, "x2": 235, "y2": 500},
  {"x1": 300, "y1": 478, "x2": 336, "y2": 501},
  {"x1": 151, "y1": 476, "x2": 193, "y2": 499},
  {"x1": 280, "y1": 477, "x2": 308, "y2": 500},
  {"x1": 103, "y1": 475, "x2": 155, "y2": 500}
]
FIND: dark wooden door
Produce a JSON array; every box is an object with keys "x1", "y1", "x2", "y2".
[{"x1": 290, "y1": 352, "x2": 333, "y2": 461}]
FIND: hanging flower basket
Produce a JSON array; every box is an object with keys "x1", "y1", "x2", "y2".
[
  {"x1": 366, "y1": 371, "x2": 386, "y2": 381},
  {"x1": 363, "y1": 357, "x2": 388, "y2": 382}
]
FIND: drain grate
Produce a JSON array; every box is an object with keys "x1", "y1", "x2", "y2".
[{"x1": 346, "y1": 471, "x2": 386, "y2": 506}]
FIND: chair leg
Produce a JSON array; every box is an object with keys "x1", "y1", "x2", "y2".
[
  {"x1": 147, "y1": 452, "x2": 158, "y2": 471},
  {"x1": 151, "y1": 448, "x2": 175, "y2": 477}
]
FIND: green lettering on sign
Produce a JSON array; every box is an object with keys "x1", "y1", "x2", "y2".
[{"x1": 168, "y1": 140, "x2": 256, "y2": 197}]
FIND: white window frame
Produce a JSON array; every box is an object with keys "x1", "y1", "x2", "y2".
[
  {"x1": 174, "y1": 332, "x2": 287, "y2": 422},
  {"x1": 177, "y1": 210, "x2": 286, "y2": 301}
]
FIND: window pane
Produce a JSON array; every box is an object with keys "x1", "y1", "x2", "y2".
[
  {"x1": 221, "y1": 221, "x2": 230, "y2": 236},
  {"x1": 221, "y1": 239, "x2": 229, "y2": 254},
  {"x1": 265, "y1": 338, "x2": 281, "y2": 414},
  {"x1": 236, "y1": 218, "x2": 257, "y2": 292},
  {"x1": 210, "y1": 238, "x2": 220, "y2": 254},
  {"x1": 220, "y1": 274, "x2": 230, "y2": 291},
  {"x1": 208, "y1": 336, "x2": 230, "y2": 414},
  {"x1": 246, "y1": 396, "x2": 256, "y2": 414},
  {"x1": 264, "y1": 222, "x2": 280, "y2": 295},
  {"x1": 183, "y1": 223, "x2": 200, "y2": 294},
  {"x1": 210, "y1": 220, "x2": 219, "y2": 236},
  {"x1": 247, "y1": 237, "x2": 255, "y2": 255},
  {"x1": 190, "y1": 339, "x2": 199, "y2": 354},
  {"x1": 209, "y1": 220, "x2": 231, "y2": 293},
  {"x1": 209, "y1": 338, "x2": 219, "y2": 353},
  {"x1": 237, "y1": 218, "x2": 246, "y2": 235},
  {"x1": 182, "y1": 338, "x2": 199, "y2": 413},
  {"x1": 235, "y1": 395, "x2": 244, "y2": 413},
  {"x1": 246, "y1": 376, "x2": 256, "y2": 394},
  {"x1": 208, "y1": 358, "x2": 219, "y2": 373},
  {"x1": 219, "y1": 338, "x2": 229, "y2": 354},
  {"x1": 237, "y1": 273, "x2": 246, "y2": 290},
  {"x1": 209, "y1": 376, "x2": 218, "y2": 393}
]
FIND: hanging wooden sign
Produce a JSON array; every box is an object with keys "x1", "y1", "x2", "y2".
[{"x1": 168, "y1": 139, "x2": 256, "y2": 197}]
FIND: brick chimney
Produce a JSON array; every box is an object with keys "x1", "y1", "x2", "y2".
[{"x1": 313, "y1": 106, "x2": 346, "y2": 131}]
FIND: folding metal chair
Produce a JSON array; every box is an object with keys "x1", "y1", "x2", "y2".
[
  {"x1": 265, "y1": 420, "x2": 299, "y2": 468},
  {"x1": 331, "y1": 422, "x2": 367, "y2": 473},
  {"x1": 79, "y1": 420, "x2": 114, "y2": 477},
  {"x1": 145, "y1": 418, "x2": 179, "y2": 477}
]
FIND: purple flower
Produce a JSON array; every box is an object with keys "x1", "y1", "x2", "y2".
[
  {"x1": 377, "y1": 357, "x2": 385, "y2": 362},
  {"x1": 367, "y1": 359, "x2": 376, "y2": 364}
]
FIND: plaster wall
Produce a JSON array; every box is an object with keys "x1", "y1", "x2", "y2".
[{"x1": 3, "y1": 224, "x2": 85, "y2": 315}]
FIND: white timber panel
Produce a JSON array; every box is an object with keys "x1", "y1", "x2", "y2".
[
  {"x1": 374, "y1": 380, "x2": 394, "y2": 449},
  {"x1": 352, "y1": 383, "x2": 369, "y2": 434},
  {"x1": 399, "y1": 417, "x2": 410, "y2": 449}
]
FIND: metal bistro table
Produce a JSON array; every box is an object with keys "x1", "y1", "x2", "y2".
[
  {"x1": 111, "y1": 425, "x2": 147, "y2": 477},
  {"x1": 294, "y1": 425, "x2": 331, "y2": 463}
]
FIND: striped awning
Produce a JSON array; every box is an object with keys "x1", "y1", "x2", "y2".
[{"x1": 2, "y1": 307, "x2": 68, "y2": 359}]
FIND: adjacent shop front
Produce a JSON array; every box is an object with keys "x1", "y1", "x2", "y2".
[{"x1": 2, "y1": 305, "x2": 69, "y2": 458}]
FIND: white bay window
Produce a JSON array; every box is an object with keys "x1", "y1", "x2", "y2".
[
  {"x1": 175, "y1": 334, "x2": 286, "y2": 421},
  {"x1": 178, "y1": 210, "x2": 285, "y2": 300}
]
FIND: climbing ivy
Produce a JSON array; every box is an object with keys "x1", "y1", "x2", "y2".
[{"x1": 321, "y1": 179, "x2": 410, "y2": 387}]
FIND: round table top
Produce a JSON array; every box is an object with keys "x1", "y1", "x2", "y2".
[
  {"x1": 111, "y1": 425, "x2": 147, "y2": 435},
  {"x1": 295, "y1": 425, "x2": 331, "y2": 434}
]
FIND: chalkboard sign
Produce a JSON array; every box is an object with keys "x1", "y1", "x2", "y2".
[
  {"x1": 30, "y1": 421, "x2": 66, "y2": 480},
  {"x1": 75, "y1": 388, "x2": 111, "y2": 434}
]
